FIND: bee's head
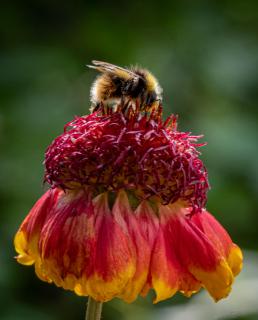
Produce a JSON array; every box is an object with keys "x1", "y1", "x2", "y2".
[
  {"x1": 139, "y1": 69, "x2": 163, "y2": 106},
  {"x1": 145, "y1": 91, "x2": 162, "y2": 106}
]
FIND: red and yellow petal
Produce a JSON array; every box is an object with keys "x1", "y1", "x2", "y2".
[
  {"x1": 191, "y1": 211, "x2": 243, "y2": 277},
  {"x1": 14, "y1": 188, "x2": 61, "y2": 266},
  {"x1": 113, "y1": 192, "x2": 159, "y2": 302},
  {"x1": 85, "y1": 193, "x2": 135, "y2": 301},
  {"x1": 148, "y1": 203, "x2": 201, "y2": 303},
  {"x1": 36, "y1": 189, "x2": 97, "y2": 293},
  {"x1": 149, "y1": 226, "x2": 180, "y2": 303},
  {"x1": 147, "y1": 203, "x2": 243, "y2": 302}
]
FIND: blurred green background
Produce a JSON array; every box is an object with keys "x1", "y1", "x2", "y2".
[{"x1": 1, "y1": 0, "x2": 258, "y2": 319}]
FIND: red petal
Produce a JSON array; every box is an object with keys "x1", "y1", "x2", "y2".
[
  {"x1": 149, "y1": 203, "x2": 242, "y2": 302},
  {"x1": 14, "y1": 188, "x2": 61, "y2": 266},
  {"x1": 85, "y1": 193, "x2": 136, "y2": 301},
  {"x1": 149, "y1": 204, "x2": 201, "y2": 302},
  {"x1": 191, "y1": 210, "x2": 243, "y2": 276},
  {"x1": 113, "y1": 192, "x2": 159, "y2": 302}
]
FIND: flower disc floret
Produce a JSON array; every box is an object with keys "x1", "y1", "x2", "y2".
[{"x1": 45, "y1": 107, "x2": 209, "y2": 211}]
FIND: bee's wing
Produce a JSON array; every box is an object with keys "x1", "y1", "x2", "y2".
[{"x1": 87, "y1": 60, "x2": 141, "y2": 81}]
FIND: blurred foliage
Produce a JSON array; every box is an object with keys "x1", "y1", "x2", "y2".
[{"x1": 0, "y1": 0, "x2": 257, "y2": 319}]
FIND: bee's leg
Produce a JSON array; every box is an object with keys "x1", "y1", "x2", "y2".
[
  {"x1": 120, "y1": 95, "x2": 125, "y2": 108},
  {"x1": 92, "y1": 103, "x2": 100, "y2": 112},
  {"x1": 121, "y1": 99, "x2": 131, "y2": 114},
  {"x1": 135, "y1": 98, "x2": 140, "y2": 112}
]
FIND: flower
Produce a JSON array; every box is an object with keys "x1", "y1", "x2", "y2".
[{"x1": 14, "y1": 103, "x2": 242, "y2": 303}]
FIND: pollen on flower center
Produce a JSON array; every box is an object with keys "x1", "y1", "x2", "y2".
[{"x1": 44, "y1": 103, "x2": 209, "y2": 211}]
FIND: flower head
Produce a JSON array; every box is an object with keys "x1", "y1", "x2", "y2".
[{"x1": 14, "y1": 102, "x2": 242, "y2": 303}]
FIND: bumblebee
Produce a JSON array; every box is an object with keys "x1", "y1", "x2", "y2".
[{"x1": 87, "y1": 60, "x2": 162, "y2": 111}]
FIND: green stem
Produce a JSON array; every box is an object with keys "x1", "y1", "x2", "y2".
[{"x1": 85, "y1": 297, "x2": 103, "y2": 320}]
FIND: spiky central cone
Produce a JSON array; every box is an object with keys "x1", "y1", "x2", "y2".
[{"x1": 44, "y1": 104, "x2": 209, "y2": 211}]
